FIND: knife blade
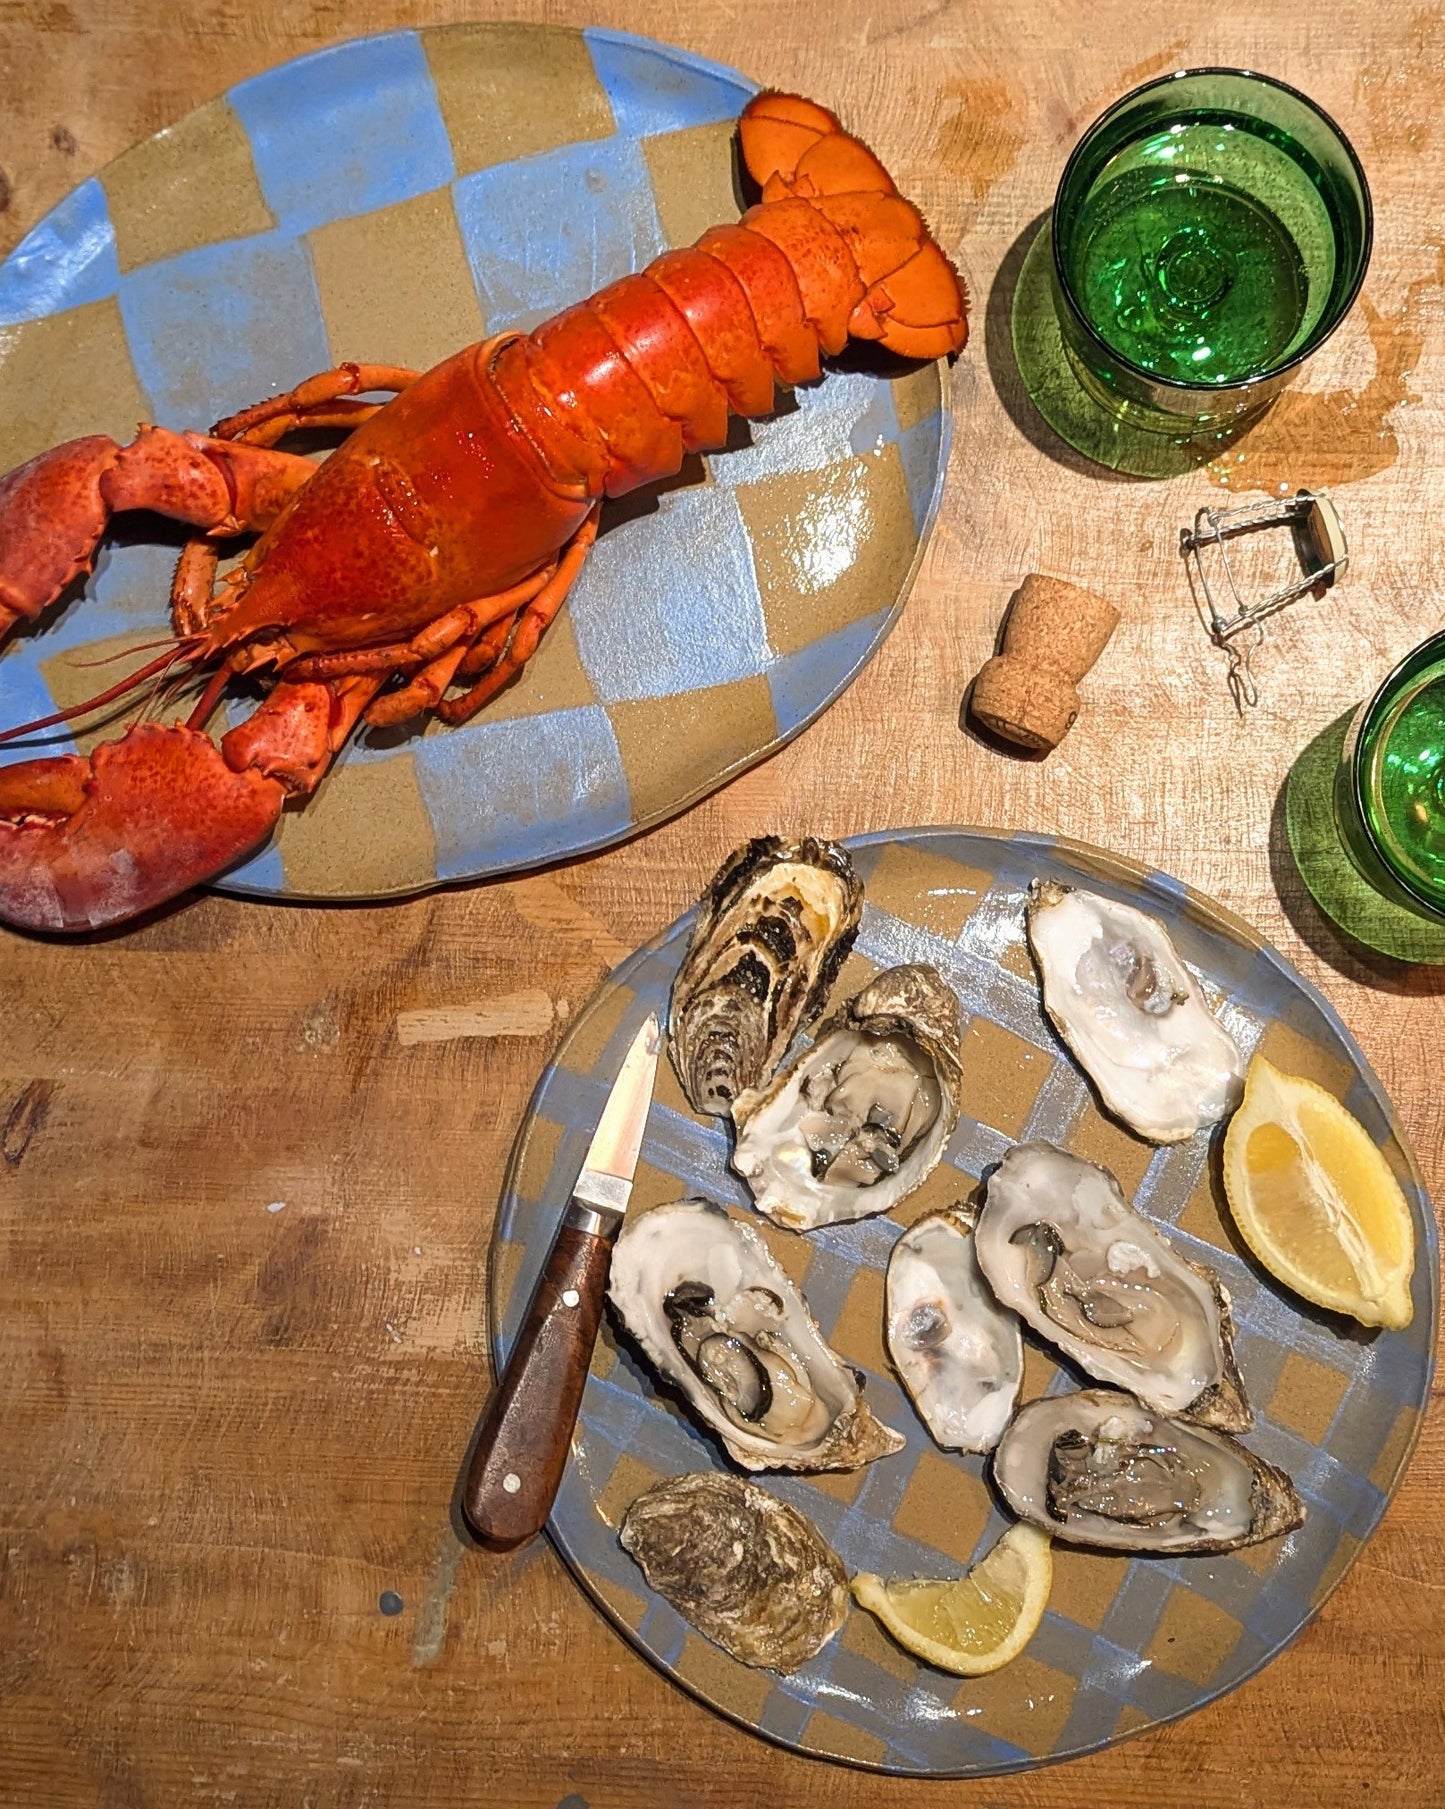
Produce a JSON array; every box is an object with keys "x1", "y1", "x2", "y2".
[{"x1": 463, "y1": 1013, "x2": 661, "y2": 1549}]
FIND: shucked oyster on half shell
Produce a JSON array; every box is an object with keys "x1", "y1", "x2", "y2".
[
  {"x1": 886, "y1": 1207, "x2": 1023, "y2": 1453},
  {"x1": 669, "y1": 837, "x2": 863, "y2": 1117},
  {"x1": 607, "y1": 1199, "x2": 905, "y2": 1472},
  {"x1": 731, "y1": 964, "x2": 964, "y2": 1231},
  {"x1": 620, "y1": 1471, "x2": 847, "y2": 1672},
  {"x1": 993, "y1": 1390, "x2": 1305, "y2": 1553},
  {"x1": 975, "y1": 1142, "x2": 1252, "y2": 1432},
  {"x1": 1027, "y1": 882, "x2": 1245, "y2": 1144}
]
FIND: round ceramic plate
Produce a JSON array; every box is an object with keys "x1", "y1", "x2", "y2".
[
  {"x1": 0, "y1": 25, "x2": 947, "y2": 901},
  {"x1": 490, "y1": 828, "x2": 1437, "y2": 1778}
]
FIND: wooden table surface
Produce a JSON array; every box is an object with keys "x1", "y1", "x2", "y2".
[{"x1": 2, "y1": 2, "x2": 1442, "y2": 1803}]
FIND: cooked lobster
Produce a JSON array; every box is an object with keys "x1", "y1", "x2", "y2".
[{"x1": 0, "y1": 92, "x2": 966, "y2": 934}]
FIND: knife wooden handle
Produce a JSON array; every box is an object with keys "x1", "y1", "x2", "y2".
[{"x1": 463, "y1": 1217, "x2": 612, "y2": 1549}]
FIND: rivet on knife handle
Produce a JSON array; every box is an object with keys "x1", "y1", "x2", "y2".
[{"x1": 462, "y1": 1210, "x2": 615, "y2": 1549}]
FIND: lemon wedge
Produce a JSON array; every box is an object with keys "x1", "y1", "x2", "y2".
[
  {"x1": 1222, "y1": 1056, "x2": 1415, "y2": 1329},
  {"x1": 850, "y1": 1523, "x2": 1052, "y2": 1675}
]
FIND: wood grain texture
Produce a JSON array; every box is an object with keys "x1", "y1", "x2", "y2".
[{"x1": 0, "y1": 1, "x2": 1442, "y2": 1804}]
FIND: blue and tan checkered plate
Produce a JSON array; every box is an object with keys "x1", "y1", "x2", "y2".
[
  {"x1": 0, "y1": 25, "x2": 947, "y2": 900},
  {"x1": 490, "y1": 829, "x2": 1437, "y2": 1777}
]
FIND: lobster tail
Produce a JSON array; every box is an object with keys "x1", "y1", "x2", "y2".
[
  {"x1": 492, "y1": 90, "x2": 967, "y2": 498},
  {"x1": 739, "y1": 90, "x2": 969, "y2": 361}
]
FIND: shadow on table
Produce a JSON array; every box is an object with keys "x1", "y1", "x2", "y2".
[
  {"x1": 985, "y1": 210, "x2": 1147, "y2": 483},
  {"x1": 1267, "y1": 740, "x2": 1445, "y2": 998}
]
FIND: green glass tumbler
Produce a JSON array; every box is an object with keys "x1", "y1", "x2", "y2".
[
  {"x1": 1285, "y1": 633, "x2": 1445, "y2": 966},
  {"x1": 1339, "y1": 632, "x2": 1445, "y2": 924},
  {"x1": 1050, "y1": 68, "x2": 1372, "y2": 443}
]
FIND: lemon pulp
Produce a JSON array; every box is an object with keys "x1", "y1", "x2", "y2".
[
  {"x1": 850, "y1": 1523, "x2": 1052, "y2": 1675},
  {"x1": 1222, "y1": 1057, "x2": 1415, "y2": 1329}
]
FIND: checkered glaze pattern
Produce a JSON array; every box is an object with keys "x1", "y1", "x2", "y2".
[
  {"x1": 490, "y1": 830, "x2": 1438, "y2": 1777},
  {"x1": 0, "y1": 26, "x2": 947, "y2": 901}
]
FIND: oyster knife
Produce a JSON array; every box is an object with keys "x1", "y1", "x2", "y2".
[{"x1": 463, "y1": 1014, "x2": 661, "y2": 1549}]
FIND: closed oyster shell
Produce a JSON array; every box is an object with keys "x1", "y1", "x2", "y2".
[
  {"x1": 993, "y1": 1390, "x2": 1304, "y2": 1553},
  {"x1": 731, "y1": 964, "x2": 963, "y2": 1231},
  {"x1": 1027, "y1": 881, "x2": 1245, "y2": 1144},
  {"x1": 669, "y1": 837, "x2": 863, "y2": 1117},
  {"x1": 886, "y1": 1206, "x2": 1023, "y2": 1453},
  {"x1": 607, "y1": 1198, "x2": 904, "y2": 1472},
  {"x1": 620, "y1": 1471, "x2": 847, "y2": 1671},
  {"x1": 975, "y1": 1142, "x2": 1251, "y2": 1431}
]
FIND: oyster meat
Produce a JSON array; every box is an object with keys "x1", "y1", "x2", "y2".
[
  {"x1": 669, "y1": 836, "x2": 863, "y2": 1116},
  {"x1": 975, "y1": 1142, "x2": 1251, "y2": 1431},
  {"x1": 619, "y1": 1471, "x2": 847, "y2": 1671},
  {"x1": 731, "y1": 964, "x2": 963, "y2": 1230},
  {"x1": 1027, "y1": 881, "x2": 1245, "y2": 1144},
  {"x1": 608, "y1": 1199, "x2": 904, "y2": 1471},
  {"x1": 886, "y1": 1207, "x2": 1023, "y2": 1453},
  {"x1": 993, "y1": 1390, "x2": 1305, "y2": 1553}
]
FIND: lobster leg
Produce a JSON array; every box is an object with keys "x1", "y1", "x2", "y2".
[
  {"x1": 360, "y1": 565, "x2": 561, "y2": 728},
  {"x1": 211, "y1": 363, "x2": 420, "y2": 442},
  {"x1": 436, "y1": 507, "x2": 601, "y2": 726},
  {"x1": 366, "y1": 643, "x2": 472, "y2": 729},
  {"x1": 458, "y1": 610, "x2": 524, "y2": 679}
]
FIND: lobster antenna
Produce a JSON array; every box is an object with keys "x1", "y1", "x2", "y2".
[
  {"x1": 0, "y1": 640, "x2": 202, "y2": 746},
  {"x1": 139, "y1": 655, "x2": 199, "y2": 728},
  {"x1": 65, "y1": 634, "x2": 192, "y2": 671}
]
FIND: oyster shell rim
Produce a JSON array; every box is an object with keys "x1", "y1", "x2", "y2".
[
  {"x1": 606, "y1": 1196, "x2": 906, "y2": 1474},
  {"x1": 975, "y1": 1140, "x2": 1254, "y2": 1433},
  {"x1": 729, "y1": 961, "x2": 965, "y2": 1233},
  {"x1": 991, "y1": 1387, "x2": 1306, "y2": 1554},
  {"x1": 1025, "y1": 878, "x2": 1247, "y2": 1146}
]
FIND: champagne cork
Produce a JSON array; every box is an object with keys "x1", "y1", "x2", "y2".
[{"x1": 969, "y1": 574, "x2": 1121, "y2": 752}]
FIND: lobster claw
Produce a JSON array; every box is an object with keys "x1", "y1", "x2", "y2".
[{"x1": 0, "y1": 723, "x2": 286, "y2": 932}]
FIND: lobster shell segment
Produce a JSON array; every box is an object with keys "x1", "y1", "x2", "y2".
[
  {"x1": 528, "y1": 308, "x2": 685, "y2": 497},
  {"x1": 696, "y1": 226, "x2": 822, "y2": 387},
  {"x1": 486, "y1": 336, "x2": 609, "y2": 495},
  {"x1": 740, "y1": 199, "x2": 866, "y2": 357},
  {"x1": 762, "y1": 134, "x2": 897, "y2": 204},
  {"x1": 646, "y1": 249, "x2": 777, "y2": 417},
  {"x1": 737, "y1": 90, "x2": 968, "y2": 360},
  {"x1": 587, "y1": 274, "x2": 731, "y2": 453},
  {"x1": 850, "y1": 242, "x2": 973, "y2": 358},
  {"x1": 737, "y1": 92, "x2": 842, "y2": 188}
]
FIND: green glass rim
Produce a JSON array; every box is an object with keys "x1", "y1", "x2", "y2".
[
  {"x1": 1353, "y1": 628, "x2": 1445, "y2": 918},
  {"x1": 1051, "y1": 66, "x2": 1375, "y2": 396}
]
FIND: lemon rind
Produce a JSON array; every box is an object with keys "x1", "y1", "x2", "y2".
[
  {"x1": 1222, "y1": 1058, "x2": 1415, "y2": 1331},
  {"x1": 849, "y1": 1525, "x2": 1053, "y2": 1676}
]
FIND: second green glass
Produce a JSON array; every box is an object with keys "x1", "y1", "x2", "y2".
[{"x1": 1051, "y1": 69, "x2": 1372, "y2": 443}]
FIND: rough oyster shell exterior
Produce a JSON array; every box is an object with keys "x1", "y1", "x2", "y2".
[
  {"x1": 620, "y1": 1471, "x2": 847, "y2": 1671},
  {"x1": 668, "y1": 836, "x2": 863, "y2": 1118}
]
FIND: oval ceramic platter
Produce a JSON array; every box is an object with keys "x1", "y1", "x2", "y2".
[
  {"x1": 490, "y1": 828, "x2": 1438, "y2": 1778},
  {"x1": 0, "y1": 25, "x2": 947, "y2": 901}
]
